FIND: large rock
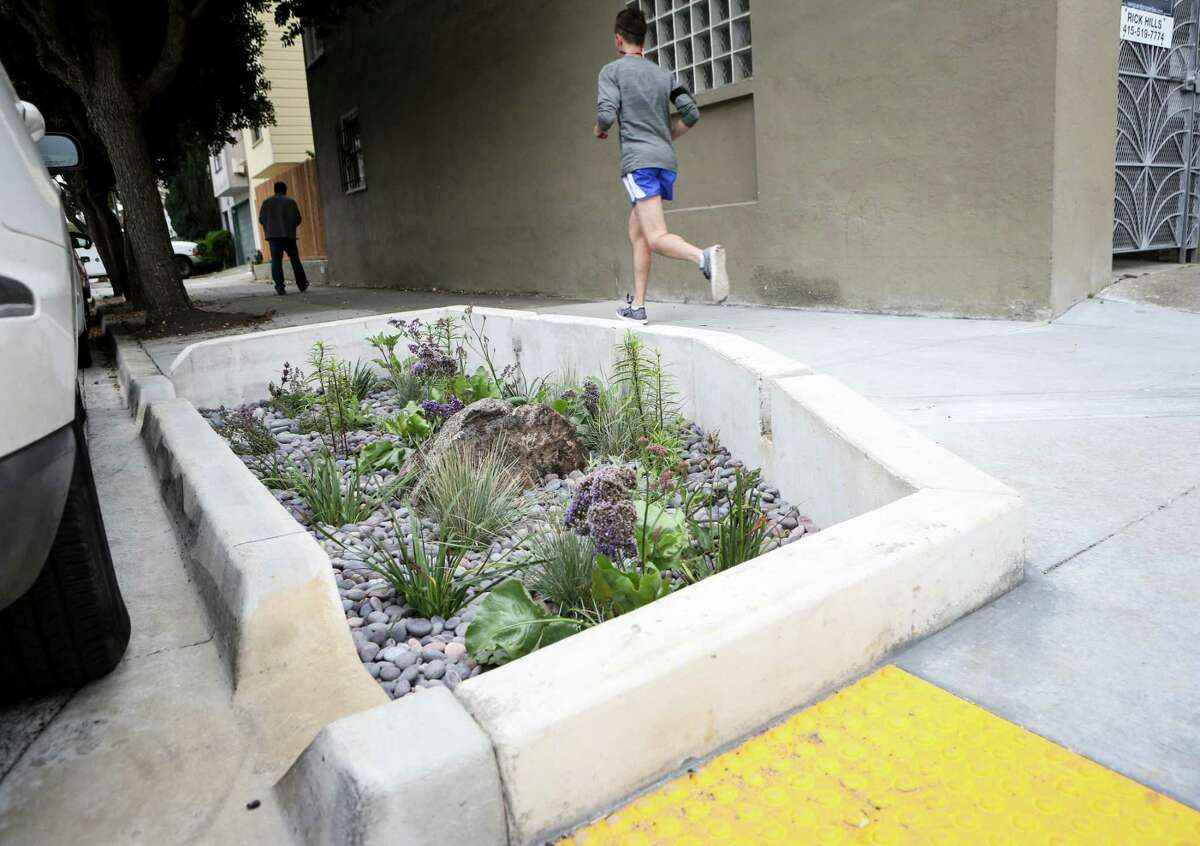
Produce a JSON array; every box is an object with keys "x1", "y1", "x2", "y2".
[{"x1": 401, "y1": 398, "x2": 589, "y2": 488}]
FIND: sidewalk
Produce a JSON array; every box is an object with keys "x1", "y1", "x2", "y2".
[
  {"x1": 0, "y1": 362, "x2": 289, "y2": 843},
  {"x1": 144, "y1": 274, "x2": 1200, "y2": 808}
]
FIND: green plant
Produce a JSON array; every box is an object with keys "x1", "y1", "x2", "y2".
[
  {"x1": 285, "y1": 449, "x2": 389, "y2": 526},
  {"x1": 217, "y1": 406, "x2": 277, "y2": 456},
  {"x1": 197, "y1": 228, "x2": 235, "y2": 268},
  {"x1": 349, "y1": 360, "x2": 379, "y2": 401},
  {"x1": 633, "y1": 499, "x2": 687, "y2": 574},
  {"x1": 526, "y1": 520, "x2": 597, "y2": 613},
  {"x1": 591, "y1": 555, "x2": 670, "y2": 616},
  {"x1": 366, "y1": 332, "x2": 424, "y2": 403},
  {"x1": 612, "y1": 331, "x2": 680, "y2": 437},
  {"x1": 379, "y1": 401, "x2": 434, "y2": 442},
  {"x1": 419, "y1": 442, "x2": 526, "y2": 549},
  {"x1": 358, "y1": 439, "x2": 411, "y2": 473},
  {"x1": 679, "y1": 467, "x2": 774, "y2": 584},
  {"x1": 268, "y1": 361, "x2": 312, "y2": 418},
  {"x1": 466, "y1": 579, "x2": 584, "y2": 666},
  {"x1": 577, "y1": 383, "x2": 639, "y2": 462},
  {"x1": 306, "y1": 341, "x2": 373, "y2": 453}
]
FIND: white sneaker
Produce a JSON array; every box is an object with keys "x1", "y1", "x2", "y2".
[{"x1": 701, "y1": 245, "x2": 729, "y2": 303}]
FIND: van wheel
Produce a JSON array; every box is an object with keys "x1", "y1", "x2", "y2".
[
  {"x1": 176, "y1": 255, "x2": 192, "y2": 279},
  {"x1": 0, "y1": 418, "x2": 130, "y2": 700},
  {"x1": 78, "y1": 332, "x2": 93, "y2": 369}
]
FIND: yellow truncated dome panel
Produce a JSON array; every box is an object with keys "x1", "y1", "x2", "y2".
[{"x1": 560, "y1": 667, "x2": 1200, "y2": 846}]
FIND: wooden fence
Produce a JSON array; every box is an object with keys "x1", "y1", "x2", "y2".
[{"x1": 253, "y1": 157, "x2": 327, "y2": 258}]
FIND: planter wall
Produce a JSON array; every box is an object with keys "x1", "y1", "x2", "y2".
[{"x1": 155, "y1": 307, "x2": 1024, "y2": 845}]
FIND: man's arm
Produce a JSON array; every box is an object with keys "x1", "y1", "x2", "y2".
[
  {"x1": 595, "y1": 64, "x2": 619, "y2": 139},
  {"x1": 670, "y1": 83, "x2": 700, "y2": 140},
  {"x1": 293, "y1": 200, "x2": 302, "y2": 228}
]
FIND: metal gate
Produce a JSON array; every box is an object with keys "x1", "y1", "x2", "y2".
[{"x1": 1113, "y1": 0, "x2": 1200, "y2": 255}]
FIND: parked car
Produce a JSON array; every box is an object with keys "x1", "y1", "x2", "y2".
[
  {"x1": 0, "y1": 65, "x2": 130, "y2": 699},
  {"x1": 72, "y1": 233, "x2": 220, "y2": 280}
]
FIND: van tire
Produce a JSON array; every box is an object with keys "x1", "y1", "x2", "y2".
[
  {"x1": 176, "y1": 255, "x2": 192, "y2": 279},
  {"x1": 0, "y1": 418, "x2": 129, "y2": 701},
  {"x1": 78, "y1": 333, "x2": 92, "y2": 369}
]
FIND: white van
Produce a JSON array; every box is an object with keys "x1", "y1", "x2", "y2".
[{"x1": 0, "y1": 63, "x2": 129, "y2": 698}]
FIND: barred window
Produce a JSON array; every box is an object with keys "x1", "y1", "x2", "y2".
[
  {"x1": 628, "y1": 0, "x2": 752, "y2": 95},
  {"x1": 338, "y1": 110, "x2": 366, "y2": 194}
]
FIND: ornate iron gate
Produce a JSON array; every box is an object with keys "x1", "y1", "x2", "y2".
[{"x1": 1113, "y1": 0, "x2": 1200, "y2": 255}]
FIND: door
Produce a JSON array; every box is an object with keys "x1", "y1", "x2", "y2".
[
  {"x1": 1113, "y1": 0, "x2": 1200, "y2": 255},
  {"x1": 232, "y1": 201, "x2": 255, "y2": 265}
]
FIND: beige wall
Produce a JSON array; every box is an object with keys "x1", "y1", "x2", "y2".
[
  {"x1": 307, "y1": 0, "x2": 1118, "y2": 319},
  {"x1": 245, "y1": 13, "x2": 315, "y2": 182}
]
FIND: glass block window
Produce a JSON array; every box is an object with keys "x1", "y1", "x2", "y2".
[
  {"x1": 628, "y1": 0, "x2": 752, "y2": 95},
  {"x1": 337, "y1": 110, "x2": 366, "y2": 193}
]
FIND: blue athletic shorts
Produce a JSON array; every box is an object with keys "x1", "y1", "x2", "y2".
[{"x1": 622, "y1": 168, "x2": 676, "y2": 206}]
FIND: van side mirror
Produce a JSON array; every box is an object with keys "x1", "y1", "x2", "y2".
[{"x1": 37, "y1": 133, "x2": 81, "y2": 173}]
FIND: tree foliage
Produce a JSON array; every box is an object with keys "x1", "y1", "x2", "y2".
[
  {"x1": 0, "y1": 0, "x2": 275, "y2": 320},
  {"x1": 163, "y1": 140, "x2": 221, "y2": 241}
]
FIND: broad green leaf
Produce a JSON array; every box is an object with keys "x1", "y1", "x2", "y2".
[{"x1": 465, "y1": 580, "x2": 582, "y2": 666}]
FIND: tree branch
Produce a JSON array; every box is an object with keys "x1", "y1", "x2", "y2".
[
  {"x1": 4, "y1": 0, "x2": 85, "y2": 92},
  {"x1": 137, "y1": 0, "x2": 211, "y2": 109}
]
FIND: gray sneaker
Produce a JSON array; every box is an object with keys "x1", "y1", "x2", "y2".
[
  {"x1": 615, "y1": 296, "x2": 648, "y2": 324},
  {"x1": 701, "y1": 245, "x2": 729, "y2": 303}
]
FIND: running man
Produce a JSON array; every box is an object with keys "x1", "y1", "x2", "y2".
[{"x1": 596, "y1": 6, "x2": 729, "y2": 324}]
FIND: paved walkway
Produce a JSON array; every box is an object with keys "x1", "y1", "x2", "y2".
[{"x1": 0, "y1": 360, "x2": 289, "y2": 844}]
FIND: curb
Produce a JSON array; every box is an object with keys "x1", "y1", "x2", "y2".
[
  {"x1": 276, "y1": 687, "x2": 507, "y2": 846},
  {"x1": 105, "y1": 325, "x2": 388, "y2": 780}
]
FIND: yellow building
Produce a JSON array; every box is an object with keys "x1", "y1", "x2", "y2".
[{"x1": 211, "y1": 11, "x2": 326, "y2": 262}]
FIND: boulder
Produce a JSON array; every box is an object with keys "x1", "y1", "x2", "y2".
[{"x1": 400, "y1": 398, "x2": 589, "y2": 489}]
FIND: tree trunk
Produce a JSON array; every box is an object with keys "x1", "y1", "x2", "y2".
[
  {"x1": 79, "y1": 186, "x2": 128, "y2": 300},
  {"x1": 84, "y1": 79, "x2": 191, "y2": 322}
]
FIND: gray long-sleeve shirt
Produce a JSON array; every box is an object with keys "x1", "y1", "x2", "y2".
[{"x1": 597, "y1": 55, "x2": 700, "y2": 176}]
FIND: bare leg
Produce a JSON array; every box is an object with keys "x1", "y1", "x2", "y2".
[
  {"x1": 628, "y1": 207, "x2": 652, "y2": 307},
  {"x1": 633, "y1": 196, "x2": 704, "y2": 265}
]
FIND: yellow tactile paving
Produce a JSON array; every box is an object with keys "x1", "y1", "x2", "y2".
[{"x1": 560, "y1": 666, "x2": 1200, "y2": 846}]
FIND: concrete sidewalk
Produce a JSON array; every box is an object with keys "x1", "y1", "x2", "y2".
[
  {"x1": 135, "y1": 274, "x2": 1200, "y2": 808},
  {"x1": 0, "y1": 362, "x2": 289, "y2": 843}
]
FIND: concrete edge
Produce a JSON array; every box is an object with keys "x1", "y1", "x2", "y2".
[
  {"x1": 146, "y1": 307, "x2": 1025, "y2": 843},
  {"x1": 274, "y1": 687, "x2": 508, "y2": 846},
  {"x1": 107, "y1": 324, "x2": 176, "y2": 423},
  {"x1": 457, "y1": 487, "x2": 1024, "y2": 844},
  {"x1": 97, "y1": 320, "x2": 393, "y2": 780}
]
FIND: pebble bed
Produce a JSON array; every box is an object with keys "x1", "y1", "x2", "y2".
[{"x1": 205, "y1": 390, "x2": 813, "y2": 702}]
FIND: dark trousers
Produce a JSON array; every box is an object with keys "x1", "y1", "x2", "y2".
[{"x1": 268, "y1": 237, "x2": 309, "y2": 289}]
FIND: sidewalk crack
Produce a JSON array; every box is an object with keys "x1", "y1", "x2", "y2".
[
  {"x1": 1043, "y1": 482, "x2": 1198, "y2": 575},
  {"x1": 130, "y1": 633, "x2": 215, "y2": 660}
]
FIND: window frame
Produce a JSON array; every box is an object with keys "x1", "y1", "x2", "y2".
[
  {"x1": 627, "y1": 0, "x2": 753, "y2": 96},
  {"x1": 337, "y1": 108, "x2": 367, "y2": 194}
]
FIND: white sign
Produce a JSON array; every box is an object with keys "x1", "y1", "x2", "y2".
[{"x1": 1121, "y1": 6, "x2": 1175, "y2": 48}]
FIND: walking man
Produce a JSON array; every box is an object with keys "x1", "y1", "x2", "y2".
[
  {"x1": 596, "y1": 6, "x2": 728, "y2": 324},
  {"x1": 258, "y1": 181, "x2": 309, "y2": 295}
]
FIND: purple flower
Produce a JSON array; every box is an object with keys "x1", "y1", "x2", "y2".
[
  {"x1": 564, "y1": 464, "x2": 637, "y2": 558},
  {"x1": 582, "y1": 380, "x2": 600, "y2": 414},
  {"x1": 420, "y1": 396, "x2": 465, "y2": 419},
  {"x1": 588, "y1": 499, "x2": 637, "y2": 558}
]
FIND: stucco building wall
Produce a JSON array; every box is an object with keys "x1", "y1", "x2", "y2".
[{"x1": 306, "y1": 0, "x2": 1119, "y2": 320}]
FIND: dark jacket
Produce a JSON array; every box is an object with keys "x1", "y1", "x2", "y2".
[{"x1": 259, "y1": 194, "x2": 302, "y2": 240}]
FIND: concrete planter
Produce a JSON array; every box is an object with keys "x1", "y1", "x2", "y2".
[{"x1": 131, "y1": 307, "x2": 1022, "y2": 845}]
